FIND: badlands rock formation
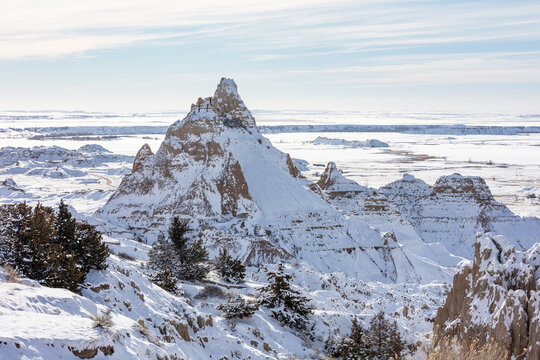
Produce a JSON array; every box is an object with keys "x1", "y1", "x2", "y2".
[
  {"x1": 315, "y1": 162, "x2": 540, "y2": 259},
  {"x1": 433, "y1": 235, "x2": 540, "y2": 359},
  {"x1": 98, "y1": 78, "x2": 459, "y2": 284}
]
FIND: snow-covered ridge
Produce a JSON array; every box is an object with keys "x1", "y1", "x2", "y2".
[
  {"x1": 0, "y1": 145, "x2": 131, "y2": 167},
  {"x1": 312, "y1": 136, "x2": 389, "y2": 148},
  {"x1": 314, "y1": 163, "x2": 540, "y2": 259},
  {"x1": 0, "y1": 144, "x2": 132, "y2": 214},
  {"x1": 260, "y1": 124, "x2": 540, "y2": 135},
  {"x1": 3, "y1": 124, "x2": 540, "y2": 138}
]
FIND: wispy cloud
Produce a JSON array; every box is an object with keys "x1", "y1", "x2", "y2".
[
  {"x1": 1, "y1": 0, "x2": 540, "y2": 111},
  {"x1": 2, "y1": 1, "x2": 540, "y2": 60}
]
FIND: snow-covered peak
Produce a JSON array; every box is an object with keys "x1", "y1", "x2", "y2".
[
  {"x1": 132, "y1": 143, "x2": 153, "y2": 173},
  {"x1": 379, "y1": 173, "x2": 431, "y2": 197},
  {"x1": 214, "y1": 77, "x2": 239, "y2": 97},
  {"x1": 212, "y1": 78, "x2": 256, "y2": 129},
  {"x1": 99, "y1": 78, "x2": 330, "y2": 227}
]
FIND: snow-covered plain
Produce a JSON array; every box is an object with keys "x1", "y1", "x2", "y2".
[{"x1": 1, "y1": 107, "x2": 539, "y2": 359}]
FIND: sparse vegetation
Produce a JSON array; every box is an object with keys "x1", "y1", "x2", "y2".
[
  {"x1": 114, "y1": 251, "x2": 136, "y2": 261},
  {"x1": 149, "y1": 269, "x2": 179, "y2": 294},
  {"x1": 0, "y1": 201, "x2": 109, "y2": 292},
  {"x1": 148, "y1": 217, "x2": 209, "y2": 282},
  {"x1": 325, "y1": 311, "x2": 408, "y2": 360},
  {"x1": 92, "y1": 310, "x2": 113, "y2": 331},
  {"x1": 194, "y1": 284, "x2": 227, "y2": 299},
  {"x1": 259, "y1": 264, "x2": 313, "y2": 334},
  {"x1": 213, "y1": 248, "x2": 246, "y2": 283},
  {"x1": 217, "y1": 296, "x2": 259, "y2": 319},
  {"x1": 1, "y1": 265, "x2": 21, "y2": 283}
]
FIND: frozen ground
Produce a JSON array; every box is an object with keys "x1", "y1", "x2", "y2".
[{"x1": 0, "y1": 110, "x2": 538, "y2": 217}]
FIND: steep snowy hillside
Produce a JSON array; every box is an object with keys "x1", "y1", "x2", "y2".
[{"x1": 98, "y1": 78, "x2": 457, "y2": 284}]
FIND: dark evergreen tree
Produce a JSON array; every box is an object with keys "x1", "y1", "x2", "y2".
[
  {"x1": 259, "y1": 264, "x2": 312, "y2": 333},
  {"x1": 1, "y1": 203, "x2": 33, "y2": 268},
  {"x1": 149, "y1": 269, "x2": 179, "y2": 294},
  {"x1": 148, "y1": 216, "x2": 209, "y2": 281},
  {"x1": 365, "y1": 311, "x2": 405, "y2": 360},
  {"x1": 325, "y1": 311, "x2": 407, "y2": 360},
  {"x1": 44, "y1": 244, "x2": 83, "y2": 292},
  {"x1": 325, "y1": 318, "x2": 372, "y2": 359},
  {"x1": 24, "y1": 203, "x2": 58, "y2": 281},
  {"x1": 54, "y1": 199, "x2": 77, "y2": 247},
  {"x1": 0, "y1": 201, "x2": 109, "y2": 292},
  {"x1": 214, "y1": 248, "x2": 246, "y2": 283},
  {"x1": 75, "y1": 221, "x2": 109, "y2": 273},
  {"x1": 169, "y1": 216, "x2": 189, "y2": 254}
]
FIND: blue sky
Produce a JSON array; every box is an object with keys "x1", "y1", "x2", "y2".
[{"x1": 1, "y1": 0, "x2": 540, "y2": 112}]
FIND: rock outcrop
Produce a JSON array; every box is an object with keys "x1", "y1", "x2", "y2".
[
  {"x1": 314, "y1": 162, "x2": 367, "y2": 196},
  {"x1": 433, "y1": 235, "x2": 540, "y2": 359}
]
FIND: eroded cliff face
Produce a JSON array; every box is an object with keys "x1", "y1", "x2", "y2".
[{"x1": 433, "y1": 235, "x2": 540, "y2": 359}]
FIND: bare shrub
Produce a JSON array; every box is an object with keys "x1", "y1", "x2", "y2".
[
  {"x1": 1, "y1": 265, "x2": 21, "y2": 283},
  {"x1": 92, "y1": 310, "x2": 113, "y2": 331},
  {"x1": 194, "y1": 285, "x2": 227, "y2": 300},
  {"x1": 217, "y1": 296, "x2": 259, "y2": 319},
  {"x1": 115, "y1": 251, "x2": 136, "y2": 261}
]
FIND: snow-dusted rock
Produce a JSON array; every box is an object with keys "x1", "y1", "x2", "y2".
[
  {"x1": 318, "y1": 169, "x2": 540, "y2": 259},
  {"x1": 433, "y1": 235, "x2": 540, "y2": 359},
  {"x1": 315, "y1": 162, "x2": 369, "y2": 195}
]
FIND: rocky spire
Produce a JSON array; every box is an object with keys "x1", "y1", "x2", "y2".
[
  {"x1": 132, "y1": 143, "x2": 153, "y2": 173},
  {"x1": 212, "y1": 78, "x2": 256, "y2": 129}
]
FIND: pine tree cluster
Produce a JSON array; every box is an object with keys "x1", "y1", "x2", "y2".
[
  {"x1": 214, "y1": 248, "x2": 246, "y2": 283},
  {"x1": 324, "y1": 311, "x2": 407, "y2": 360},
  {"x1": 258, "y1": 264, "x2": 313, "y2": 334},
  {"x1": 148, "y1": 217, "x2": 209, "y2": 283},
  {"x1": 0, "y1": 201, "x2": 109, "y2": 292}
]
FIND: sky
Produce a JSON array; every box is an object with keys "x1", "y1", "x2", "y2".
[{"x1": 1, "y1": 0, "x2": 540, "y2": 113}]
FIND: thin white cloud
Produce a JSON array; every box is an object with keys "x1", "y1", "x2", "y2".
[
  {"x1": 289, "y1": 51, "x2": 540, "y2": 86},
  {"x1": 1, "y1": 0, "x2": 540, "y2": 59}
]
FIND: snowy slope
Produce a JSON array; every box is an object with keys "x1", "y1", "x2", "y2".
[{"x1": 0, "y1": 242, "x2": 447, "y2": 360}]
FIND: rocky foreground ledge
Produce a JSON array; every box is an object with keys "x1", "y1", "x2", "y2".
[{"x1": 433, "y1": 234, "x2": 540, "y2": 359}]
